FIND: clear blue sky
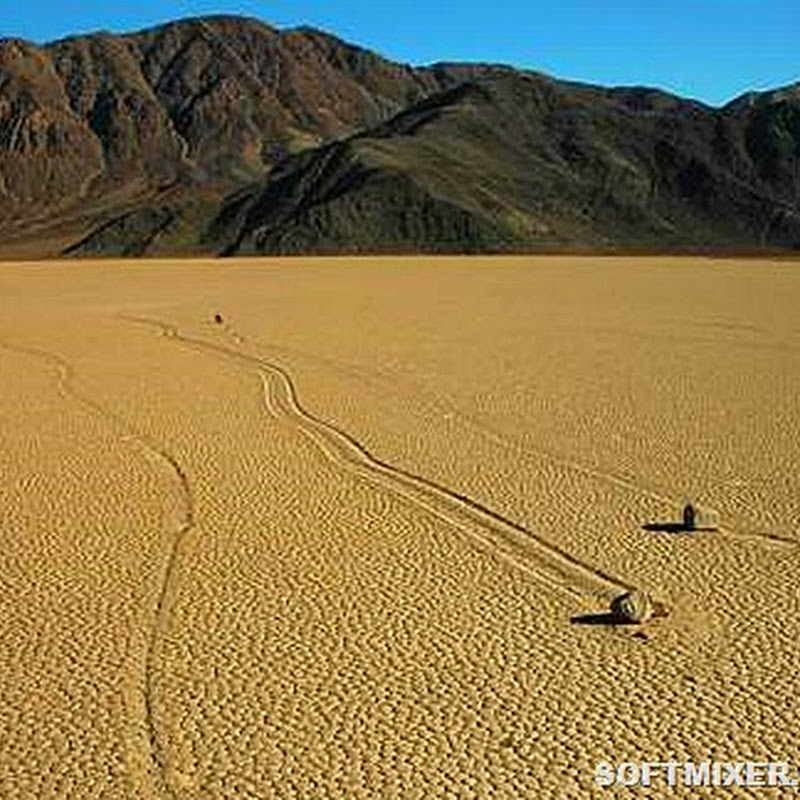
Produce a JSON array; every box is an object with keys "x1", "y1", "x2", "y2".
[{"x1": 1, "y1": 1, "x2": 797, "y2": 107}]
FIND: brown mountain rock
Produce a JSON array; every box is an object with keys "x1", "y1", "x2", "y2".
[
  {"x1": 1, "y1": 15, "x2": 799, "y2": 257},
  {"x1": 0, "y1": 39, "x2": 103, "y2": 218}
]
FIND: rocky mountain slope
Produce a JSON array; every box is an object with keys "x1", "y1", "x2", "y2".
[
  {"x1": 208, "y1": 74, "x2": 800, "y2": 255},
  {"x1": 1, "y1": 15, "x2": 798, "y2": 256}
]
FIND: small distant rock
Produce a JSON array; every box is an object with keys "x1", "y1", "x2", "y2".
[
  {"x1": 610, "y1": 590, "x2": 654, "y2": 623},
  {"x1": 213, "y1": 313, "x2": 223, "y2": 324}
]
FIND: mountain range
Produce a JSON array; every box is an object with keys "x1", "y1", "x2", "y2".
[{"x1": 1, "y1": 14, "x2": 799, "y2": 258}]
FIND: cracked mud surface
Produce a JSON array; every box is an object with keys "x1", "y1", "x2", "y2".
[{"x1": 1, "y1": 256, "x2": 798, "y2": 798}]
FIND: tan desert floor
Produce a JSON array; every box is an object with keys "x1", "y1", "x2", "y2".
[{"x1": 0, "y1": 256, "x2": 798, "y2": 799}]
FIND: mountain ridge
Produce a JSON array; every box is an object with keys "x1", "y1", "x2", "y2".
[{"x1": 1, "y1": 15, "x2": 799, "y2": 258}]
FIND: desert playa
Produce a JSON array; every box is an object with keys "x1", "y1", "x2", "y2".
[{"x1": 1, "y1": 255, "x2": 798, "y2": 798}]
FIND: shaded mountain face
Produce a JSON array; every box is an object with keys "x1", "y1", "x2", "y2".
[
  {"x1": 0, "y1": 15, "x2": 468, "y2": 251},
  {"x1": 209, "y1": 74, "x2": 800, "y2": 255},
  {"x1": 1, "y1": 15, "x2": 799, "y2": 257}
]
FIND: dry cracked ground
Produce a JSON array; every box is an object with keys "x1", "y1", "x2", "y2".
[{"x1": 0, "y1": 256, "x2": 799, "y2": 799}]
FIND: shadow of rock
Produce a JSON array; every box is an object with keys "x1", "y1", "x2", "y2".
[
  {"x1": 642, "y1": 521, "x2": 718, "y2": 534},
  {"x1": 570, "y1": 611, "x2": 636, "y2": 626},
  {"x1": 571, "y1": 602, "x2": 668, "y2": 627}
]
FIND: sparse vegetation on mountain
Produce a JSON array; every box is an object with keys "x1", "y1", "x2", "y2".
[{"x1": 1, "y1": 15, "x2": 799, "y2": 257}]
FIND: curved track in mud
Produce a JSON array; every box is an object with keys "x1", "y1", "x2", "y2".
[
  {"x1": 119, "y1": 315, "x2": 633, "y2": 603},
  {"x1": 0, "y1": 338, "x2": 192, "y2": 800},
  {"x1": 219, "y1": 327, "x2": 798, "y2": 552}
]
